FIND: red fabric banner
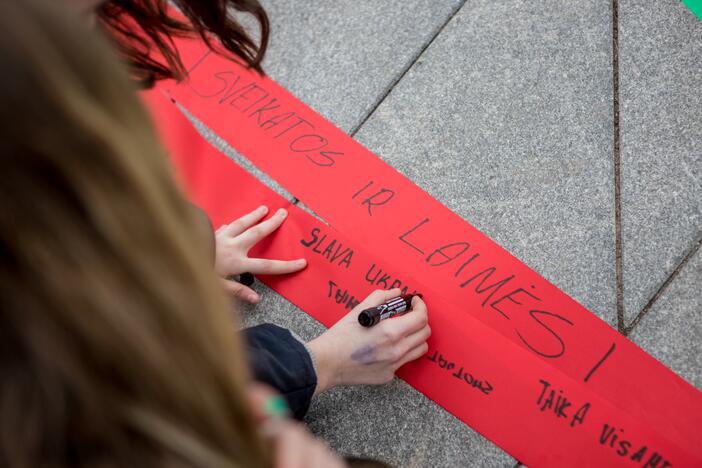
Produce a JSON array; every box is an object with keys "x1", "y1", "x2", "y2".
[{"x1": 142, "y1": 38, "x2": 702, "y2": 466}]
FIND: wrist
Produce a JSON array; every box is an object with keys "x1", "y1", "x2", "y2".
[{"x1": 307, "y1": 336, "x2": 337, "y2": 396}]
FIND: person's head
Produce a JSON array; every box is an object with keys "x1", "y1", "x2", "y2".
[
  {"x1": 0, "y1": 1, "x2": 267, "y2": 466},
  {"x1": 94, "y1": 0, "x2": 269, "y2": 86}
]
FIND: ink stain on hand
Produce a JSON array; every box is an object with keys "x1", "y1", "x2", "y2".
[{"x1": 351, "y1": 345, "x2": 376, "y2": 365}]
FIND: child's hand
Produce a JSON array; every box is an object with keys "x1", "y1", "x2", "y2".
[
  {"x1": 216, "y1": 205, "x2": 307, "y2": 304},
  {"x1": 306, "y1": 289, "x2": 430, "y2": 395}
]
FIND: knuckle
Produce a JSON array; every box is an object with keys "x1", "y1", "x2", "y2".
[
  {"x1": 387, "y1": 348, "x2": 403, "y2": 362},
  {"x1": 382, "y1": 327, "x2": 401, "y2": 343},
  {"x1": 249, "y1": 225, "x2": 264, "y2": 237},
  {"x1": 229, "y1": 220, "x2": 244, "y2": 232}
]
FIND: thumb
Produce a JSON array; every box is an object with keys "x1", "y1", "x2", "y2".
[{"x1": 221, "y1": 278, "x2": 260, "y2": 304}]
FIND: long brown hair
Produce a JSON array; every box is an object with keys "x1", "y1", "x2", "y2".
[
  {"x1": 97, "y1": 0, "x2": 269, "y2": 86},
  {"x1": 0, "y1": 1, "x2": 267, "y2": 467}
]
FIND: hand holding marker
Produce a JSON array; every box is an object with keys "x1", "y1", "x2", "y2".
[
  {"x1": 308, "y1": 288, "x2": 431, "y2": 392},
  {"x1": 358, "y1": 294, "x2": 423, "y2": 327}
]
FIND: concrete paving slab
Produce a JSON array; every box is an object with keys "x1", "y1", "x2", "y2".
[
  {"x1": 619, "y1": 0, "x2": 702, "y2": 323},
  {"x1": 259, "y1": 0, "x2": 464, "y2": 132},
  {"x1": 354, "y1": 0, "x2": 616, "y2": 323},
  {"x1": 628, "y1": 248, "x2": 702, "y2": 390},
  {"x1": 239, "y1": 284, "x2": 515, "y2": 467}
]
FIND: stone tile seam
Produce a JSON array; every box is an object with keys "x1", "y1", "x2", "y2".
[
  {"x1": 623, "y1": 232, "x2": 702, "y2": 335},
  {"x1": 349, "y1": 0, "x2": 469, "y2": 138},
  {"x1": 612, "y1": 0, "x2": 626, "y2": 333}
]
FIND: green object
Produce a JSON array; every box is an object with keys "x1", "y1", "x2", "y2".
[
  {"x1": 683, "y1": 0, "x2": 702, "y2": 20},
  {"x1": 263, "y1": 395, "x2": 291, "y2": 418}
]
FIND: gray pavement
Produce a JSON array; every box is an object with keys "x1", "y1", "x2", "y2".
[
  {"x1": 198, "y1": 1, "x2": 701, "y2": 466},
  {"x1": 619, "y1": 0, "x2": 702, "y2": 323},
  {"x1": 261, "y1": 0, "x2": 464, "y2": 133}
]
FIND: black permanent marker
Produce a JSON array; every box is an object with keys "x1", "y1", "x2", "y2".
[{"x1": 357, "y1": 294, "x2": 423, "y2": 327}]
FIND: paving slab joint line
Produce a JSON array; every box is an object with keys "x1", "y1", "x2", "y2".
[
  {"x1": 349, "y1": 0, "x2": 469, "y2": 137},
  {"x1": 624, "y1": 233, "x2": 702, "y2": 336},
  {"x1": 611, "y1": 0, "x2": 625, "y2": 334}
]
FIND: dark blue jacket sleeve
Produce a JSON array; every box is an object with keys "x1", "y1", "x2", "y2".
[{"x1": 243, "y1": 324, "x2": 317, "y2": 420}]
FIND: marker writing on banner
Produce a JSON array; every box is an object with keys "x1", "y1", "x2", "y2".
[
  {"x1": 352, "y1": 180, "x2": 396, "y2": 216},
  {"x1": 397, "y1": 212, "x2": 618, "y2": 378},
  {"x1": 300, "y1": 217, "x2": 614, "y2": 381},
  {"x1": 396, "y1": 215, "x2": 577, "y2": 359},
  {"x1": 598, "y1": 423, "x2": 672, "y2": 467},
  {"x1": 185, "y1": 54, "x2": 345, "y2": 167},
  {"x1": 364, "y1": 263, "x2": 419, "y2": 296},
  {"x1": 300, "y1": 227, "x2": 354, "y2": 268},
  {"x1": 349, "y1": 179, "x2": 612, "y2": 378},
  {"x1": 348, "y1": 179, "x2": 583, "y2": 363},
  {"x1": 427, "y1": 350, "x2": 493, "y2": 395},
  {"x1": 535, "y1": 379, "x2": 590, "y2": 428},
  {"x1": 327, "y1": 280, "x2": 361, "y2": 311}
]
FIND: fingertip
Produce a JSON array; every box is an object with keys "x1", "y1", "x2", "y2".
[
  {"x1": 411, "y1": 295, "x2": 426, "y2": 310},
  {"x1": 277, "y1": 208, "x2": 288, "y2": 218},
  {"x1": 246, "y1": 292, "x2": 260, "y2": 304},
  {"x1": 280, "y1": 259, "x2": 307, "y2": 274}
]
